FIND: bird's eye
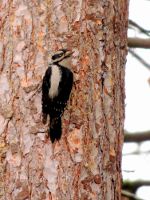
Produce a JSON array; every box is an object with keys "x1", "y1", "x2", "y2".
[{"x1": 59, "y1": 53, "x2": 63, "y2": 57}]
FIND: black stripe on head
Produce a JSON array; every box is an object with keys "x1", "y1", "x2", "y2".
[
  {"x1": 51, "y1": 49, "x2": 69, "y2": 61},
  {"x1": 52, "y1": 54, "x2": 60, "y2": 60},
  {"x1": 52, "y1": 52, "x2": 64, "y2": 60}
]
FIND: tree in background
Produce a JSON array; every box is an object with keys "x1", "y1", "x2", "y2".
[
  {"x1": 0, "y1": 0, "x2": 128, "y2": 199},
  {"x1": 122, "y1": 7, "x2": 150, "y2": 199}
]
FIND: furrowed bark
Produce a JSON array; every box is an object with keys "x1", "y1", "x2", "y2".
[{"x1": 0, "y1": 0, "x2": 128, "y2": 199}]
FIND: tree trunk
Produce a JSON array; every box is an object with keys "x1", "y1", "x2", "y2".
[{"x1": 0, "y1": 0, "x2": 128, "y2": 199}]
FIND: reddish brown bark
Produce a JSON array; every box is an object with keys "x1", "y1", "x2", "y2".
[{"x1": 0, "y1": 0, "x2": 128, "y2": 199}]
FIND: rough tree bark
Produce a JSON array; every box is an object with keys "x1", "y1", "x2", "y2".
[{"x1": 0, "y1": 0, "x2": 128, "y2": 199}]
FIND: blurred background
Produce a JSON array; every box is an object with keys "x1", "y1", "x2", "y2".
[{"x1": 122, "y1": 0, "x2": 150, "y2": 199}]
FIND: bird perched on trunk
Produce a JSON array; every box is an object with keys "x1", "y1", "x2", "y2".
[{"x1": 42, "y1": 49, "x2": 73, "y2": 143}]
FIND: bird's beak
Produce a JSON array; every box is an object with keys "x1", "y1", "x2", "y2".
[{"x1": 65, "y1": 49, "x2": 74, "y2": 57}]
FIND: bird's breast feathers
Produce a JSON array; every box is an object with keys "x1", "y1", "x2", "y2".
[{"x1": 49, "y1": 65, "x2": 61, "y2": 98}]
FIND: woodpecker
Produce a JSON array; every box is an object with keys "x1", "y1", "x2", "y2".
[{"x1": 42, "y1": 49, "x2": 73, "y2": 143}]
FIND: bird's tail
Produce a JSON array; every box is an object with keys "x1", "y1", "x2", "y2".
[{"x1": 49, "y1": 117, "x2": 62, "y2": 143}]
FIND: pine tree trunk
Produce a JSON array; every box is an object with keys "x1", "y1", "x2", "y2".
[{"x1": 0, "y1": 0, "x2": 128, "y2": 199}]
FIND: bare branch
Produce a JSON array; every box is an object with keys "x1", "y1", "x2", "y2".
[
  {"x1": 128, "y1": 38, "x2": 150, "y2": 48},
  {"x1": 128, "y1": 49, "x2": 150, "y2": 70},
  {"x1": 122, "y1": 190, "x2": 143, "y2": 200},
  {"x1": 123, "y1": 150, "x2": 150, "y2": 156},
  {"x1": 129, "y1": 19, "x2": 150, "y2": 37},
  {"x1": 123, "y1": 180, "x2": 150, "y2": 193},
  {"x1": 124, "y1": 130, "x2": 150, "y2": 143},
  {"x1": 123, "y1": 170, "x2": 135, "y2": 173}
]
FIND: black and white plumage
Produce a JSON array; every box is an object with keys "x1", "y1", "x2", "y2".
[{"x1": 42, "y1": 49, "x2": 73, "y2": 143}]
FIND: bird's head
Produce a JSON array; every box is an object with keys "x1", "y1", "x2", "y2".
[{"x1": 51, "y1": 49, "x2": 73, "y2": 67}]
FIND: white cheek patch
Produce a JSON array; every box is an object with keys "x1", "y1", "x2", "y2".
[
  {"x1": 58, "y1": 57, "x2": 71, "y2": 68},
  {"x1": 49, "y1": 65, "x2": 61, "y2": 98}
]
